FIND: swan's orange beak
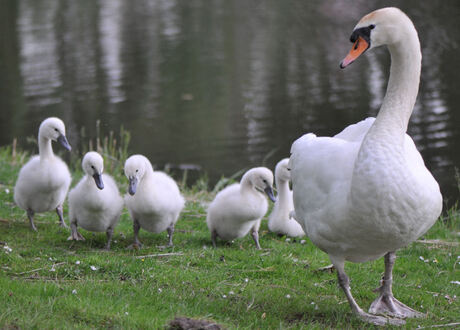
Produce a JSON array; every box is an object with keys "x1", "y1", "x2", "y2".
[{"x1": 340, "y1": 36, "x2": 369, "y2": 69}]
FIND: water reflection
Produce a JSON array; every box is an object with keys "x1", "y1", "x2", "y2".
[
  {"x1": 99, "y1": 0, "x2": 125, "y2": 104},
  {"x1": 1, "y1": 0, "x2": 459, "y2": 205},
  {"x1": 18, "y1": 1, "x2": 61, "y2": 106}
]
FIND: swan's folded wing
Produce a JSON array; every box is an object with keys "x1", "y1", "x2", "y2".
[
  {"x1": 334, "y1": 117, "x2": 375, "y2": 142},
  {"x1": 289, "y1": 134, "x2": 359, "y2": 234}
]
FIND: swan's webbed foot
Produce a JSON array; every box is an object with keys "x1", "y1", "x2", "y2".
[
  {"x1": 127, "y1": 242, "x2": 143, "y2": 250},
  {"x1": 357, "y1": 311, "x2": 406, "y2": 326},
  {"x1": 331, "y1": 255, "x2": 406, "y2": 326},
  {"x1": 369, "y1": 292, "x2": 424, "y2": 318},
  {"x1": 127, "y1": 219, "x2": 143, "y2": 249},
  {"x1": 369, "y1": 251, "x2": 424, "y2": 319},
  {"x1": 67, "y1": 222, "x2": 85, "y2": 241}
]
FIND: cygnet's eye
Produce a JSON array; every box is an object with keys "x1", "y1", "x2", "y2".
[
  {"x1": 54, "y1": 128, "x2": 59, "y2": 132},
  {"x1": 135, "y1": 169, "x2": 139, "y2": 173},
  {"x1": 369, "y1": 24, "x2": 375, "y2": 30},
  {"x1": 91, "y1": 165, "x2": 95, "y2": 169},
  {"x1": 262, "y1": 179, "x2": 267, "y2": 184}
]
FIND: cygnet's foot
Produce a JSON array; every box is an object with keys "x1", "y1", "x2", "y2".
[
  {"x1": 30, "y1": 223, "x2": 38, "y2": 232},
  {"x1": 127, "y1": 242, "x2": 143, "y2": 250},
  {"x1": 67, "y1": 225, "x2": 85, "y2": 241},
  {"x1": 357, "y1": 311, "x2": 406, "y2": 326},
  {"x1": 67, "y1": 231, "x2": 85, "y2": 241},
  {"x1": 369, "y1": 293, "x2": 425, "y2": 319}
]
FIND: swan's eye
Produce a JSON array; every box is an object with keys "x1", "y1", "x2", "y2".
[
  {"x1": 262, "y1": 179, "x2": 267, "y2": 184},
  {"x1": 369, "y1": 24, "x2": 375, "y2": 30},
  {"x1": 91, "y1": 165, "x2": 95, "y2": 169},
  {"x1": 136, "y1": 169, "x2": 139, "y2": 173},
  {"x1": 54, "y1": 128, "x2": 58, "y2": 132}
]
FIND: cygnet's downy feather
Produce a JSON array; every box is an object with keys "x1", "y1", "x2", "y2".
[
  {"x1": 124, "y1": 154, "x2": 185, "y2": 248},
  {"x1": 68, "y1": 151, "x2": 124, "y2": 250},
  {"x1": 14, "y1": 117, "x2": 72, "y2": 231},
  {"x1": 206, "y1": 167, "x2": 276, "y2": 249}
]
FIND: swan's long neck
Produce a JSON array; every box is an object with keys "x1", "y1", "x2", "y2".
[
  {"x1": 276, "y1": 178, "x2": 290, "y2": 206},
  {"x1": 38, "y1": 135, "x2": 54, "y2": 160},
  {"x1": 365, "y1": 30, "x2": 421, "y2": 148}
]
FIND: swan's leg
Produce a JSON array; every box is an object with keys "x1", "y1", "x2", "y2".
[
  {"x1": 166, "y1": 223, "x2": 175, "y2": 247},
  {"x1": 369, "y1": 252, "x2": 424, "y2": 318},
  {"x1": 56, "y1": 205, "x2": 68, "y2": 228},
  {"x1": 250, "y1": 220, "x2": 261, "y2": 249},
  {"x1": 330, "y1": 256, "x2": 405, "y2": 326},
  {"x1": 27, "y1": 209, "x2": 37, "y2": 231},
  {"x1": 67, "y1": 221, "x2": 85, "y2": 241},
  {"x1": 128, "y1": 219, "x2": 143, "y2": 249},
  {"x1": 104, "y1": 227, "x2": 114, "y2": 250},
  {"x1": 250, "y1": 229, "x2": 261, "y2": 249},
  {"x1": 211, "y1": 230, "x2": 218, "y2": 248}
]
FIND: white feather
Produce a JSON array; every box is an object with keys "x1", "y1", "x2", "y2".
[
  {"x1": 124, "y1": 155, "x2": 184, "y2": 235},
  {"x1": 14, "y1": 117, "x2": 71, "y2": 225},
  {"x1": 68, "y1": 152, "x2": 123, "y2": 234},
  {"x1": 206, "y1": 167, "x2": 273, "y2": 243},
  {"x1": 268, "y1": 158, "x2": 305, "y2": 237}
]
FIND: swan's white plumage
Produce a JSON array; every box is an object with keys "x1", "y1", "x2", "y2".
[
  {"x1": 14, "y1": 117, "x2": 71, "y2": 229},
  {"x1": 289, "y1": 7, "x2": 442, "y2": 324},
  {"x1": 124, "y1": 154, "x2": 184, "y2": 246},
  {"x1": 268, "y1": 159, "x2": 305, "y2": 237},
  {"x1": 206, "y1": 167, "x2": 274, "y2": 248},
  {"x1": 68, "y1": 152, "x2": 123, "y2": 247},
  {"x1": 290, "y1": 7, "x2": 442, "y2": 264}
]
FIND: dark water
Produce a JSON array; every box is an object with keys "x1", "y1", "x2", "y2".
[{"x1": 1, "y1": 0, "x2": 459, "y2": 205}]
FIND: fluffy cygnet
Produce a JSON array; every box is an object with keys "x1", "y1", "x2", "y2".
[
  {"x1": 206, "y1": 167, "x2": 276, "y2": 249},
  {"x1": 14, "y1": 117, "x2": 72, "y2": 231},
  {"x1": 124, "y1": 154, "x2": 185, "y2": 248},
  {"x1": 268, "y1": 159, "x2": 305, "y2": 237},
  {"x1": 68, "y1": 152, "x2": 124, "y2": 250}
]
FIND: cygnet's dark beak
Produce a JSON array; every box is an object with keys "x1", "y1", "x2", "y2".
[
  {"x1": 57, "y1": 134, "x2": 72, "y2": 151},
  {"x1": 264, "y1": 186, "x2": 276, "y2": 203},
  {"x1": 92, "y1": 173, "x2": 104, "y2": 190},
  {"x1": 128, "y1": 176, "x2": 138, "y2": 196}
]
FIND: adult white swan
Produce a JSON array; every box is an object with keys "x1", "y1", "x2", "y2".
[
  {"x1": 14, "y1": 117, "x2": 72, "y2": 231},
  {"x1": 124, "y1": 154, "x2": 185, "y2": 248},
  {"x1": 289, "y1": 7, "x2": 442, "y2": 326},
  {"x1": 68, "y1": 152, "x2": 124, "y2": 250},
  {"x1": 268, "y1": 159, "x2": 305, "y2": 237}
]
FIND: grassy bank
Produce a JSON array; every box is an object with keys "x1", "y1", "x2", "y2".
[{"x1": 0, "y1": 145, "x2": 459, "y2": 329}]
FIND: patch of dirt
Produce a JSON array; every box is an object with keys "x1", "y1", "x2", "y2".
[{"x1": 167, "y1": 316, "x2": 222, "y2": 330}]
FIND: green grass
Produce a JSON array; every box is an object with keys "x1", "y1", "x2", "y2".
[{"x1": 0, "y1": 145, "x2": 459, "y2": 329}]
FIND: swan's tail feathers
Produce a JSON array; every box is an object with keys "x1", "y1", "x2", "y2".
[{"x1": 333, "y1": 117, "x2": 375, "y2": 142}]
